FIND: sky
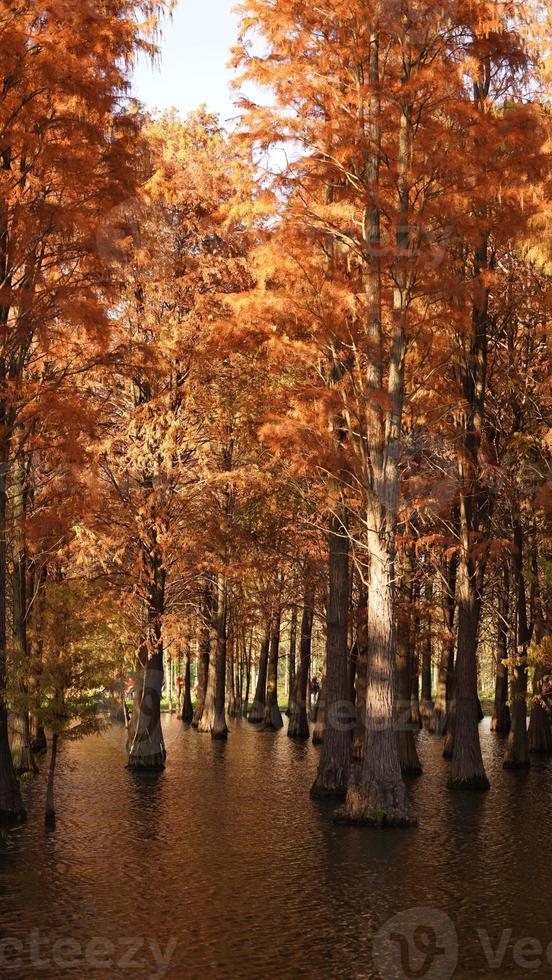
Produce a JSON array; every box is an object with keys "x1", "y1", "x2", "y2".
[{"x1": 131, "y1": 1, "x2": 240, "y2": 124}]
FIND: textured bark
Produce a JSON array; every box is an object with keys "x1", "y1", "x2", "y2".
[
  {"x1": 247, "y1": 621, "x2": 271, "y2": 724},
  {"x1": 181, "y1": 649, "x2": 194, "y2": 724},
  {"x1": 265, "y1": 608, "x2": 283, "y2": 730},
  {"x1": 311, "y1": 511, "x2": 351, "y2": 798},
  {"x1": 339, "y1": 37, "x2": 415, "y2": 825},
  {"x1": 339, "y1": 526, "x2": 415, "y2": 826},
  {"x1": 491, "y1": 569, "x2": 511, "y2": 733},
  {"x1": 288, "y1": 590, "x2": 314, "y2": 739},
  {"x1": 504, "y1": 522, "x2": 530, "y2": 769},
  {"x1": 352, "y1": 593, "x2": 368, "y2": 761}
]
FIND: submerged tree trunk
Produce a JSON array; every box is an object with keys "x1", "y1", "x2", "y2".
[
  {"x1": 181, "y1": 649, "x2": 194, "y2": 724},
  {"x1": 491, "y1": 567, "x2": 511, "y2": 733},
  {"x1": 265, "y1": 608, "x2": 283, "y2": 730},
  {"x1": 288, "y1": 589, "x2": 314, "y2": 739},
  {"x1": 0, "y1": 450, "x2": 25, "y2": 824},
  {"x1": 504, "y1": 520, "x2": 530, "y2": 769},
  {"x1": 248, "y1": 620, "x2": 271, "y2": 725},
  {"x1": 45, "y1": 732, "x2": 59, "y2": 827},
  {"x1": 311, "y1": 511, "x2": 351, "y2": 798}
]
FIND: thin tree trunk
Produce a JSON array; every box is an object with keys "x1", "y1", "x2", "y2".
[
  {"x1": 491, "y1": 565, "x2": 511, "y2": 733},
  {"x1": 248, "y1": 620, "x2": 271, "y2": 725},
  {"x1": 265, "y1": 607, "x2": 283, "y2": 729},
  {"x1": 45, "y1": 731, "x2": 59, "y2": 827},
  {"x1": 288, "y1": 589, "x2": 314, "y2": 739},
  {"x1": 212, "y1": 575, "x2": 229, "y2": 739},
  {"x1": 397, "y1": 585, "x2": 422, "y2": 776},
  {"x1": 127, "y1": 542, "x2": 166, "y2": 770},
  {"x1": 420, "y1": 580, "x2": 434, "y2": 730},
  {"x1": 311, "y1": 511, "x2": 351, "y2": 797},
  {"x1": 193, "y1": 592, "x2": 211, "y2": 727},
  {"x1": 181, "y1": 648, "x2": 194, "y2": 723},
  {"x1": 0, "y1": 448, "x2": 25, "y2": 823},
  {"x1": 10, "y1": 449, "x2": 36, "y2": 775},
  {"x1": 504, "y1": 519, "x2": 530, "y2": 769},
  {"x1": 285, "y1": 606, "x2": 298, "y2": 716}
]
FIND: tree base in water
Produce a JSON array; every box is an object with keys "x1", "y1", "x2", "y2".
[
  {"x1": 127, "y1": 743, "x2": 166, "y2": 771},
  {"x1": 11, "y1": 743, "x2": 38, "y2": 777},
  {"x1": 310, "y1": 778, "x2": 347, "y2": 800},
  {"x1": 247, "y1": 703, "x2": 265, "y2": 725},
  {"x1": 447, "y1": 773, "x2": 490, "y2": 790},
  {"x1": 337, "y1": 783, "x2": 417, "y2": 827},
  {"x1": 0, "y1": 805, "x2": 26, "y2": 827}
]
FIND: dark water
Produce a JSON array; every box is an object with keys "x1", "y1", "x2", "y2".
[{"x1": 1, "y1": 717, "x2": 552, "y2": 979}]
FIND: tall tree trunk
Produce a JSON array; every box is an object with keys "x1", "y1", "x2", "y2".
[
  {"x1": 127, "y1": 542, "x2": 166, "y2": 770},
  {"x1": 285, "y1": 606, "x2": 297, "y2": 716},
  {"x1": 10, "y1": 449, "x2": 36, "y2": 775},
  {"x1": 527, "y1": 534, "x2": 552, "y2": 753},
  {"x1": 311, "y1": 511, "x2": 351, "y2": 797},
  {"x1": 311, "y1": 678, "x2": 325, "y2": 744},
  {"x1": 0, "y1": 446, "x2": 25, "y2": 823},
  {"x1": 265, "y1": 607, "x2": 283, "y2": 729},
  {"x1": 396, "y1": 583, "x2": 422, "y2": 777},
  {"x1": 248, "y1": 620, "x2": 271, "y2": 724},
  {"x1": 504, "y1": 519, "x2": 530, "y2": 769},
  {"x1": 212, "y1": 575, "x2": 229, "y2": 739},
  {"x1": 181, "y1": 648, "x2": 194, "y2": 724},
  {"x1": 193, "y1": 589, "x2": 212, "y2": 727},
  {"x1": 491, "y1": 564, "x2": 511, "y2": 733},
  {"x1": 340, "y1": 33, "x2": 415, "y2": 825},
  {"x1": 340, "y1": 525, "x2": 415, "y2": 825},
  {"x1": 288, "y1": 588, "x2": 314, "y2": 739},
  {"x1": 528, "y1": 665, "x2": 552, "y2": 754},
  {"x1": 449, "y1": 550, "x2": 489, "y2": 789},
  {"x1": 243, "y1": 631, "x2": 253, "y2": 717},
  {"x1": 352, "y1": 591, "x2": 368, "y2": 761},
  {"x1": 432, "y1": 557, "x2": 457, "y2": 736},
  {"x1": 420, "y1": 579, "x2": 434, "y2": 730}
]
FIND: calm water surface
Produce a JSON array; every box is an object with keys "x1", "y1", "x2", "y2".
[{"x1": 1, "y1": 717, "x2": 551, "y2": 979}]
